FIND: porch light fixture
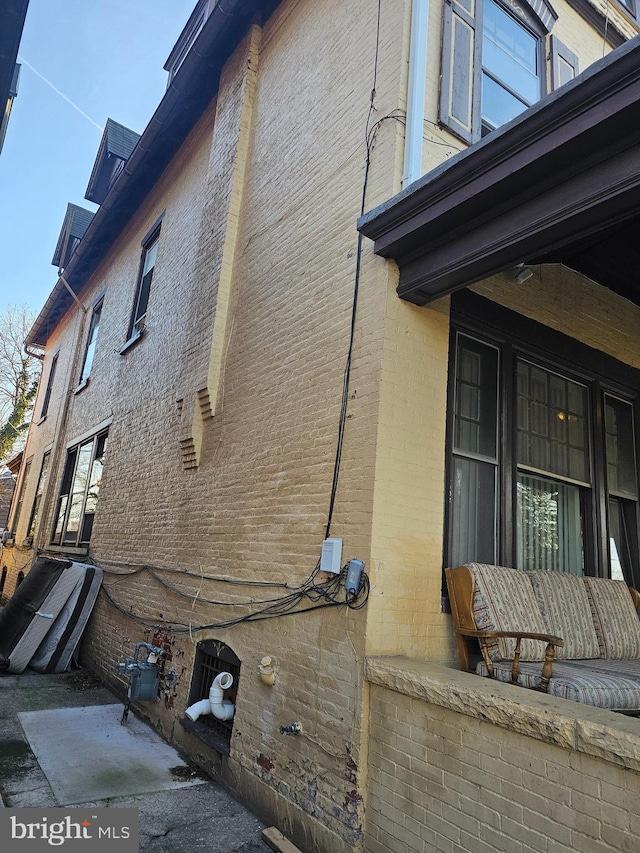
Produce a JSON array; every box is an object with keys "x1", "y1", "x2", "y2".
[{"x1": 513, "y1": 263, "x2": 534, "y2": 284}]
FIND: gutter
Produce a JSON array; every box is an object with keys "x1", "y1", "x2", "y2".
[{"x1": 26, "y1": 0, "x2": 281, "y2": 349}]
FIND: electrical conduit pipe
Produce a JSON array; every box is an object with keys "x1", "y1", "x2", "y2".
[{"x1": 185, "y1": 671, "x2": 235, "y2": 721}]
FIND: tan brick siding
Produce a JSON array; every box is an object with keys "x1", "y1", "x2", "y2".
[
  {"x1": 7, "y1": 1, "x2": 637, "y2": 850},
  {"x1": 367, "y1": 681, "x2": 640, "y2": 853}
]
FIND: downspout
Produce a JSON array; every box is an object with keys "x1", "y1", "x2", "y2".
[
  {"x1": 402, "y1": 0, "x2": 430, "y2": 188},
  {"x1": 185, "y1": 671, "x2": 235, "y2": 722}
]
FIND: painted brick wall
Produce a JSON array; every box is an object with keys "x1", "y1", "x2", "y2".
[
  {"x1": 9, "y1": 1, "x2": 639, "y2": 850},
  {"x1": 23, "y1": 2, "x2": 408, "y2": 850},
  {"x1": 367, "y1": 679, "x2": 640, "y2": 853}
]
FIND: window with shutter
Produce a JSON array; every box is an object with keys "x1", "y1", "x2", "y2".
[
  {"x1": 440, "y1": 0, "x2": 558, "y2": 144},
  {"x1": 550, "y1": 35, "x2": 579, "y2": 89}
]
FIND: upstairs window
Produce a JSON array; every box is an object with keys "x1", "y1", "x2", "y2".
[
  {"x1": 39, "y1": 351, "x2": 59, "y2": 420},
  {"x1": 51, "y1": 429, "x2": 108, "y2": 548},
  {"x1": 481, "y1": 0, "x2": 540, "y2": 132},
  {"x1": 616, "y1": 0, "x2": 637, "y2": 19},
  {"x1": 79, "y1": 296, "x2": 103, "y2": 384},
  {"x1": 127, "y1": 224, "x2": 161, "y2": 342},
  {"x1": 164, "y1": 0, "x2": 215, "y2": 84},
  {"x1": 440, "y1": 0, "x2": 577, "y2": 144}
]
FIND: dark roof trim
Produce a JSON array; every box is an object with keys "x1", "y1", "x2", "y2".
[
  {"x1": 358, "y1": 36, "x2": 640, "y2": 305},
  {"x1": 27, "y1": 0, "x2": 281, "y2": 348}
]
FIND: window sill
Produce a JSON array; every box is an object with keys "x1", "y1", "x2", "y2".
[
  {"x1": 35, "y1": 416, "x2": 47, "y2": 426},
  {"x1": 40, "y1": 544, "x2": 90, "y2": 559},
  {"x1": 179, "y1": 716, "x2": 231, "y2": 756},
  {"x1": 73, "y1": 378, "x2": 90, "y2": 395},
  {"x1": 119, "y1": 329, "x2": 145, "y2": 355}
]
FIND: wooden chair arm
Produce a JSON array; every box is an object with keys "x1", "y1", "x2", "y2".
[
  {"x1": 454, "y1": 627, "x2": 563, "y2": 691},
  {"x1": 455, "y1": 627, "x2": 564, "y2": 646}
]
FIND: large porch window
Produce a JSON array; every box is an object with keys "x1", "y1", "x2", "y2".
[{"x1": 447, "y1": 305, "x2": 640, "y2": 584}]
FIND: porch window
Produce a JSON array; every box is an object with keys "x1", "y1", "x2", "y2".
[{"x1": 447, "y1": 313, "x2": 640, "y2": 585}]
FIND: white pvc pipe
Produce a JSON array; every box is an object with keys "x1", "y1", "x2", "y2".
[
  {"x1": 185, "y1": 698, "x2": 211, "y2": 722},
  {"x1": 185, "y1": 671, "x2": 235, "y2": 722},
  {"x1": 402, "y1": 0, "x2": 430, "y2": 188},
  {"x1": 209, "y1": 671, "x2": 235, "y2": 721}
]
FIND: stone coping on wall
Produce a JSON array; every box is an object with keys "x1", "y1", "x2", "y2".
[{"x1": 366, "y1": 656, "x2": 640, "y2": 773}]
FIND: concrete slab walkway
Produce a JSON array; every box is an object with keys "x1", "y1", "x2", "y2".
[{"x1": 0, "y1": 669, "x2": 271, "y2": 852}]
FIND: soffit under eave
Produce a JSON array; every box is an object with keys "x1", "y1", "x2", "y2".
[{"x1": 394, "y1": 152, "x2": 640, "y2": 306}]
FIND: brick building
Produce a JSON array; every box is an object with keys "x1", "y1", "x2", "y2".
[{"x1": 4, "y1": 1, "x2": 640, "y2": 850}]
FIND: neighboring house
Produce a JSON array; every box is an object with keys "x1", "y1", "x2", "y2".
[
  {"x1": 0, "y1": 472, "x2": 16, "y2": 532},
  {"x1": 5, "y1": 1, "x2": 640, "y2": 850},
  {"x1": 0, "y1": 0, "x2": 28, "y2": 154}
]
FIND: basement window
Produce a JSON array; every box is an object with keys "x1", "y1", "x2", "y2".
[{"x1": 180, "y1": 639, "x2": 240, "y2": 756}]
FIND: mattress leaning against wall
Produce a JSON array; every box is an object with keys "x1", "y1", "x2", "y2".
[
  {"x1": 0, "y1": 558, "x2": 103, "y2": 674},
  {"x1": 30, "y1": 563, "x2": 103, "y2": 673}
]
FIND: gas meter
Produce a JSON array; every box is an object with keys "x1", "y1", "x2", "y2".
[{"x1": 116, "y1": 641, "x2": 165, "y2": 723}]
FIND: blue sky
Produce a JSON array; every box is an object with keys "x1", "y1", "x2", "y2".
[{"x1": 0, "y1": 0, "x2": 195, "y2": 317}]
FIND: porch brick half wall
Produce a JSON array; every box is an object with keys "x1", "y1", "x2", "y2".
[{"x1": 365, "y1": 657, "x2": 640, "y2": 853}]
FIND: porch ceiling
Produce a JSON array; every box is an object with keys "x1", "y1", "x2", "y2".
[{"x1": 357, "y1": 36, "x2": 640, "y2": 307}]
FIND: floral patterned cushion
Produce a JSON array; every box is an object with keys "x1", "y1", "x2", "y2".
[
  {"x1": 467, "y1": 563, "x2": 549, "y2": 661},
  {"x1": 529, "y1": 571, "x2": 600, "y2": 660},
  {"x1": 583, "y1": 577, "x2": 640, "y2": 659}
]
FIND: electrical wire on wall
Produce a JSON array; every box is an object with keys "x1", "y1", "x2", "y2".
[
  {"x1": 325, "y1": 0, "x2": 383, "y2": 540},
  {"x1": 98, "y1": 558, "x2": 369, "y2": 634}
]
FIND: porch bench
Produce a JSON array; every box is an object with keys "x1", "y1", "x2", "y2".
[{"x1": 445, "y1": 563, "x2": 640, "y2": 711}]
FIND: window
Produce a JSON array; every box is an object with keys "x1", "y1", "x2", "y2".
[
  {"x1": 27, "y1": 451, "x2": 51, "y2": 540},
  {"x1": 181, "y1": 639, "x2": 240, "y2": 755},
  {"x1": 0, "y1": 566, "x2": 6, "y2": 595},
  {"x1": 51, "y1": 429, "x2": 108, "y2": 547},
  {"x1": 440, "y1": 0, "x2": 576, "y2": 144},
  {"x1": 481, "y1": 0, "x2": 540, "y2": 132},
  {"x1": 127, "y1": 225, "x2": 161, "y2": 342},
  {"x1": 616, "y1": 0, "x2": 637, "y2": 19},
  {"x1": 446, "y1": 297, "x2": 640, "y2": 587},
  {"x1": 39, "y1": 351, "x2": 59, "y2": 420},
  {"x1": 79, "y1": 297, "x2": 103, "y2": 384},
  {"x1": 164, "y1": 0, "x2": 214, "y2": 84},
  {"x1": 10, "y1": 459, "x2": 31, "y2": 538}
]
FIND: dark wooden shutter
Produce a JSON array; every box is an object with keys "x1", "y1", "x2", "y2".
[
  {"x1": 439, "y1": 0, "x2": 477, "y2": 144},
  {"x1": 550, "y1": 35, "x2": 579, "y2": 90}
]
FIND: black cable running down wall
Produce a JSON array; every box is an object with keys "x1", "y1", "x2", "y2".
[{"x1": 324, "y1": 0, "x2": 382, "y2": 540}]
